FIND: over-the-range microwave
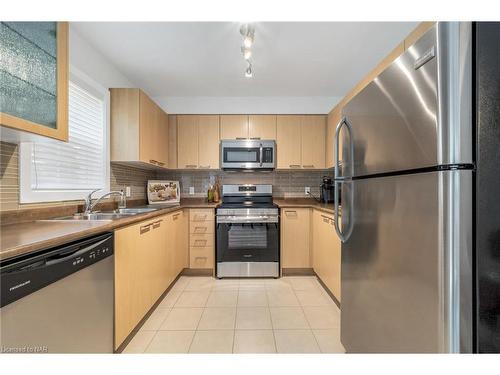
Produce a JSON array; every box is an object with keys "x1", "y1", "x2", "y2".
[{"x1": 220, "y1": 140, "x2": 276, "y2": 170}]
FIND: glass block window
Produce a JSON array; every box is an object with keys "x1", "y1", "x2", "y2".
[{"x1": 0, "y1": 22, "x2": 58, "y2": 128}]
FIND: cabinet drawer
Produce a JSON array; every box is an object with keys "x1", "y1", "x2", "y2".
[
  {"x1": 189, "y1": 233, "x2": 214, "y2": 248},
  {"x1": 190, "y1": 222, "x2": 214, "y2": 234},
  {"x1": 190, "y1": 209, "x2": 214, "y2": 222},
  {"x1": 189, "y1": 247, "x2": 214, "y2": 269}
]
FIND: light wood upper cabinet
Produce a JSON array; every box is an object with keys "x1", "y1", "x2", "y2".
[
  {"x1": 177, "y1": 115, "x2": 199, "y2": 168},
  {"x1": 248, "y1": 115, "x2": 277, "y2": 140},
  {"x1": 276, "y1": 115, "x2": 326, "y2": 169},
  {"x1": 198, "y1": 115, "x2": 220, "y2": 169},
  {"x1": 281, "y1": 208, "x2": 311, "y2": 268},
  {"x1": 277, "y1": 115, "x2": 302, "y2": 169},
  {"x1": 167, "y1": 114, "x2": 178, "y2": 169},
  {"x1": 326, "y1": 106, "x2": 343, "y2": 169},
  {"x1": 220, "y1": 115, "x2": 248, "y2": 139},
  {"x1": 301, "y1": 115, "x2": 326, "y2": 169},
  {"x1": 312, "y1": 210, "x2": 341, "y2": 301},
  {"x1": 0, "y1": 22, "x2": 69, "y2": 142},
  {"x1": 110, "y1": 88, "x2": 168, "y2": 168},
  {"x1": 177, "y1": 115, "x2": 220, "y2": 169}
]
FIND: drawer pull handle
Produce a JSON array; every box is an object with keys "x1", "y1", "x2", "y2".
[
  {"x1": 140, "y1": 224, "x2": 151, "y2": 234},
  {"x1": 194, "y1": 240, "x2": 207, "y2": 246},
  {"x1": 152, "y1": 220, "x2": 162, "y2": 229},
  {"x1": 289, "y1": 164, "x2": 301, "y2": 168},
  {"x1": 185, "y1": 164, "x2": 198, "y2": 168},
  {"x1": 194, "y1": 214, "x2": 207, "y2": 220},
  {"x1": 194, "y1": 227, "x2": 207, "y2": 233},
  {"x1": 199, "y1": 165, "x2": 211, "y2": 169},
  {"x1": 303, "y1": 165, "x2": 315, "y2": 168}
]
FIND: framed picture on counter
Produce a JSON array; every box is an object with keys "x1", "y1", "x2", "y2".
[{"x1": 147, "y1": 180, "x2": 180, "y2": 205}]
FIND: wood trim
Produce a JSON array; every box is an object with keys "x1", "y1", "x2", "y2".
[
  {"x1": 315, "y1": 272, "x2": 341, "y2": 309},
  {"x1": 0, "y1": 22, "x2": 69, "y2": 142},
  {"x1": 404, "y1": 21, "x2": 436, "y2": 50},
  {"x1": 282, "y1": 268, "x2": 315, "y2": 276}
]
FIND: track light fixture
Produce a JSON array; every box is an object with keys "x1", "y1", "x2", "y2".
[
  {"x1": 245, "y1": 62, "x2": 253, "y2": 78},
  {"x1": 240, "y1": 23, "x2": 255, "y2": 77}
]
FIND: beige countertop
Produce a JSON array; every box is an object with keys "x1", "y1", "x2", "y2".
[
  {"x1": 273, "y1": 198, "x2": 335, "y2": 215},
  {"x1": 0, "y1": 198, "x2": 335, "y2": 262},
  {"x1": 0, "y1": 198, "x2": 220, "y2": 261}
]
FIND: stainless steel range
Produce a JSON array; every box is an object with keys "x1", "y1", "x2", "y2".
[{"x1": 216, "y1": 184, "x2": 279, "y2": 278}]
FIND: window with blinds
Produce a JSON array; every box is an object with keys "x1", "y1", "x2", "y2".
[{"x1": 20, "y1": 73, "x2": 109, "y2": 203}]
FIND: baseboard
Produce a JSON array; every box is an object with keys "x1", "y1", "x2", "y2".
[
  {"x1": 181, "y1": 268, "x2": 213, "y2": 276},
  {"x1": 282, "y1": 268, "x2": 315, "y2": 276},
  {"x1": 315, "y1": 273, "x2": 341, "y2": 309}
]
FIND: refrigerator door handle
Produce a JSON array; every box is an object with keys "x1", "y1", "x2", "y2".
[
  {"x1": 334, "y1": 179, "x2": 354, "y2": 243},
  {"x1": 334, "y1": 116, "x2": 354, "y2": 180}
]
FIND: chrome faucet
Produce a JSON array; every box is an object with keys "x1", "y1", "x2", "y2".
[{"x1": 84, "y1": 189, "x2": 126, "y2": 214}]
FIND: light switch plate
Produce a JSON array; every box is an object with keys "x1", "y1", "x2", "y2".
[
  {"x1": 125, "y1": 186, "x2": 131, "y2": 198},
  {"x1": 305, "y1": 187, "x2": 310, "y2": 195},
  {"x1": 189, "y1": 187, "x2": 195, "y2": 195}
]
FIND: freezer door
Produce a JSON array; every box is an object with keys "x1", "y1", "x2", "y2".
[
  {"x1": 340, "y1": 170, "x2": 472, "y2": 353},
  {"x1": 340, "y1": 22, "x2": 472, "y2": 178}
]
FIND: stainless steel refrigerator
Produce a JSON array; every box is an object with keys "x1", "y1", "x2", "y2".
[{"x1": 332, "y1": 22, "x2": 500, "y2": 353}]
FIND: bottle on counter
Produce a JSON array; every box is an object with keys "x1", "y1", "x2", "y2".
[
  {"x1": 213, "y1": 179, "x2": 220, "y2": 203},
  {"x1": 207, "y1": 184, "x2": 214, "y2": 203}
]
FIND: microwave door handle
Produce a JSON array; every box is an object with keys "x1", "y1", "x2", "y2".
[{"x1": 259, "y1": 143, "x2": 263, "y2": 167}]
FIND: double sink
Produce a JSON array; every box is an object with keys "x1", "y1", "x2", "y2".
[{"x1": 51, "y1": 207, "x2": 159, "y2": 221}]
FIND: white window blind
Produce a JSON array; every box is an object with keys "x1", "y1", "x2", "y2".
[
  {"x1": 31, "y1": 82, "x2": 105, "y2": 190},
  {"x1": 20, "y1": 70, "x2": 109, "y2": 204}
]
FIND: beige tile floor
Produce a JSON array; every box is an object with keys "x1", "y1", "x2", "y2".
[{"x1": 122, "y1": 276, "x2": 345, "y2": 354}]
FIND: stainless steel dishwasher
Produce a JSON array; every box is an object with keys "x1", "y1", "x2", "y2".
[{"x1": 0, "y1": 232, "x2": 114, "y2": 353}]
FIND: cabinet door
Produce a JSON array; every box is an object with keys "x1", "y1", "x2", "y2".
[
  {"x1": 301, "y1": 115, "x2": 326, "y2": 169},
  {"x1": 0, "y1": 22, "x2": 69, "y2": 142},
  {"x1": 157, "y1": 108, "x2": 169, "y2": 167},
  {"x1": 114, "y1": 219, "x2": 154, "y2": 348},
  {"x1": 276, "y1": 115, "x2": 302, "y2": 169},
  {"x1": 150, "y1": 216, "x2": 169, "y2": 304},
  {"x1": 173, "y1": 210, "x2": 188, "y2": 275},
  {"x1": 139, "y1": 91, "x2": 157, "y2": 165},
  {"x1": 177, "y1": 115, "x2": 199, "y2": 169},
  {"x1": 220, "y1": 115, "x2": 248, "y2": 139},
  {"x1": 281, "y1": 208, "x2": 311, "y2": 268},
  {"x1": 326, "y1": 106, "x2": 342, "y2": 169},
  {"x1": 198, "y1": 115, "x2": 220, "y2": 169},
  {"x1": 168, "y1": 115, "x2": 178, "y2": 168},
  {"x1": 248, "y1": 115, "x2": 277, "y2": 140}
]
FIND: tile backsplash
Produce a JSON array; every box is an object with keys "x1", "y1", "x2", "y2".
[
  {"x1": 1, "y1": 141, "x2": 332, "y2": 212},
  {"x1": 157, "y1": 170, "x2": 332, "y2": 199}
]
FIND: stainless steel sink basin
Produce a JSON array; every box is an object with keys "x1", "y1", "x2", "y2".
[
  {"x1": 45, "y1": 207, "x2": 159, "y2": 221},
  {"x1": 50, "y1": 213, "x2": 132, "y2": 221},
  {"x1": 115, "y1": 207, "x2": 158, "y2": 214}
]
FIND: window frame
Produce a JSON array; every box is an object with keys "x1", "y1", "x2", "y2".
[{"x1": 19, "y1": 67, "x2": 110, "y2": 203}]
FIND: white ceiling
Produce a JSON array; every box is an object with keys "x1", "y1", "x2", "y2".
[{"x1": 72, "y1": 22, "x2": 417, "y2": 111}]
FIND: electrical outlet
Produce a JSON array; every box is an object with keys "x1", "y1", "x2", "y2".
[
  {"x1": 189, "y1": 187, "x2": 195, "y2": 195},
  {"x1": 305, "y1": 187, "x2": 311, "y2": 195},
  {"x1": 125, "y1": 186, "x2": 131, "y2": 198}
]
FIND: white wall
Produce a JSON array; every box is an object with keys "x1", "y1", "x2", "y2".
[
  {"x1": 153, "y1": 96, "x2": 342, "y2": 115},
  {"x1": 69, "y1": 25, "x2": 135, "y2": 88}
]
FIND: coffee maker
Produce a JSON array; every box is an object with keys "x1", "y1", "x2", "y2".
[{"x1": 320, "y1": 176, "x2": 334, "y2": 203}]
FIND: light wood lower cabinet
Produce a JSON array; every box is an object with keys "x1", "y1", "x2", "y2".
[
  {"x1": 312, "y1": 210, "x2": 341, "y2": 301},
  {"x1": 281, "y1": 208, "x2": 311, "y2": 268},
  {"x1": 114, "y1": 210, "x2": 188, "y2": 349},
  {"x1": 189, "y1": 209, "x2": 215, "y2": 269}
]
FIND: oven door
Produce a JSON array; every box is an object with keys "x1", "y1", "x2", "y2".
[{"x1": 216, "y1": 220, "x2": 280, "y2": 277}]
